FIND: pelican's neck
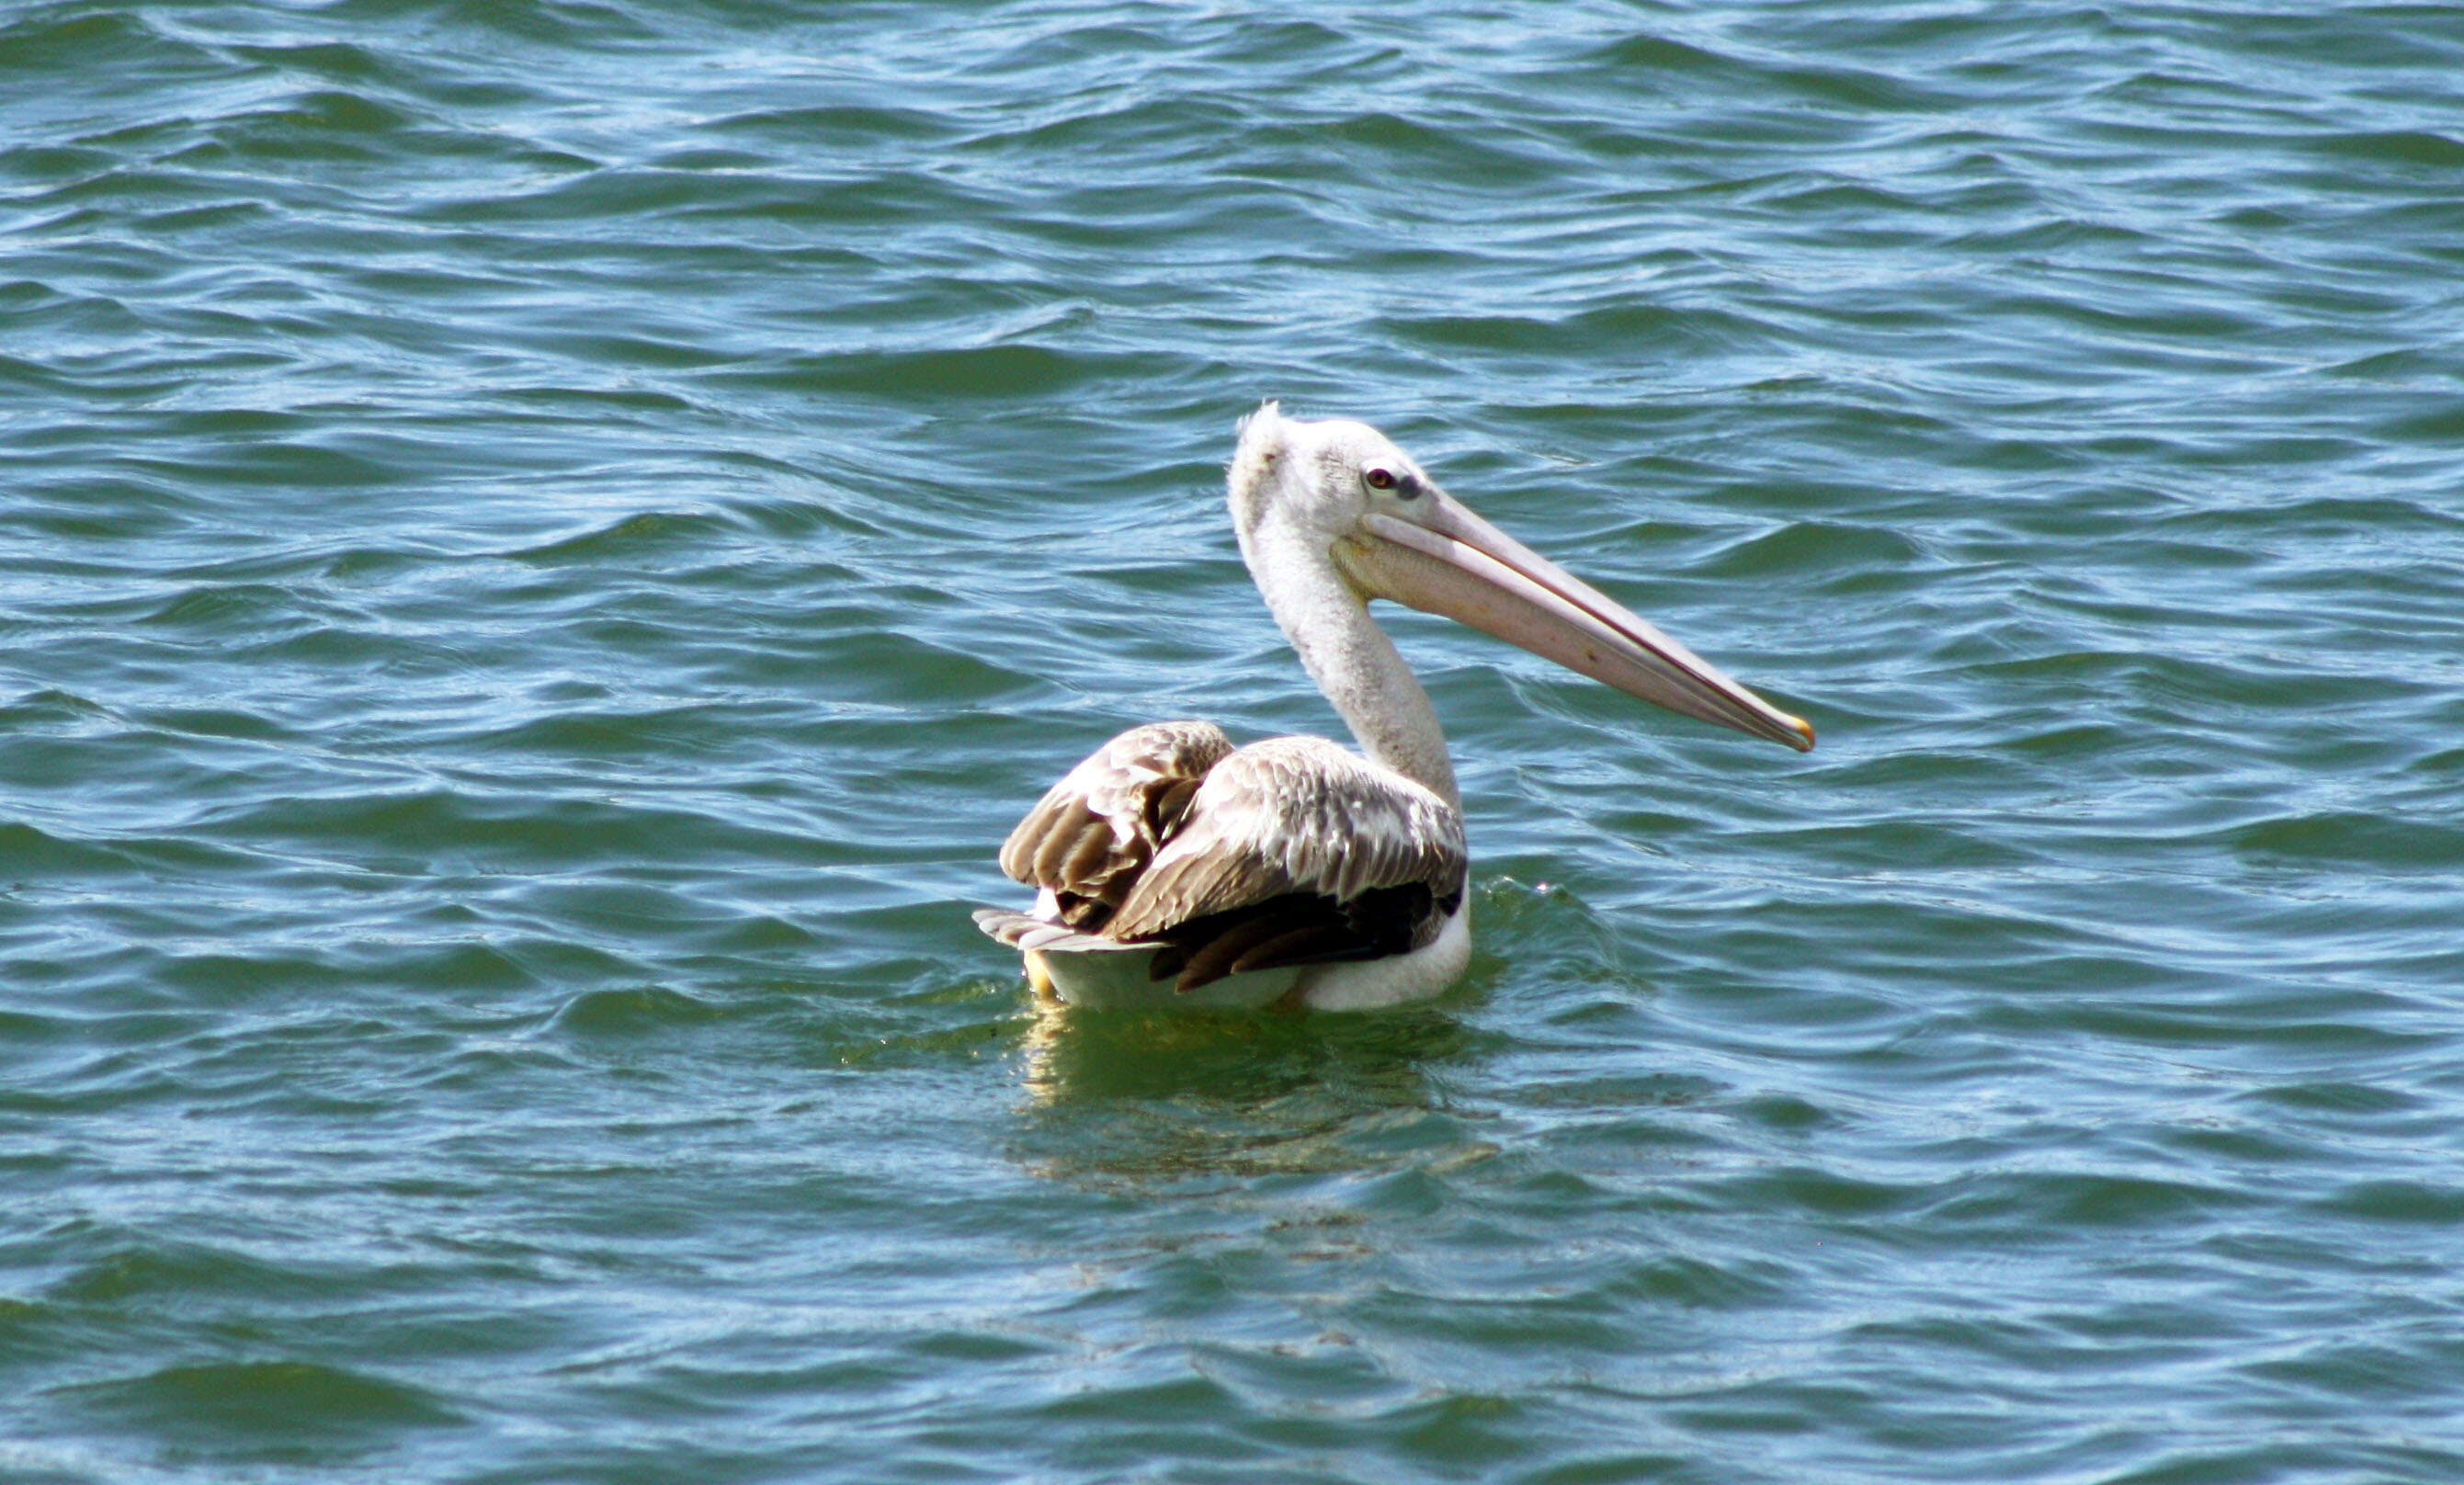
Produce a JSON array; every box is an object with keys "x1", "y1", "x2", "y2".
[{"x1": 1243, "y1": 523, "x2": 1459, "y2": 809}]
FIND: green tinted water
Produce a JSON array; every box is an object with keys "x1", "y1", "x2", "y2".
[{"x1": 5, "y1": 3, "x2": 2462, "y2": 1481}]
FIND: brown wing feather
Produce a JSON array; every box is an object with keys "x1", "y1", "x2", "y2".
[
  {"x1": 997, "y1": 720, "x2": 1235, "y2": 929},
  {"x1": 1106, "y1": 735, "x2": 1466, "y2": 941},
  {"x1": 990, "y1": 731, "x2": 1469, "y2": 994},
  {"x1": 1141, "y1": 882, "x2": 1459, "y2": 993}
]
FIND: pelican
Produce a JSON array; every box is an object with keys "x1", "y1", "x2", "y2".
[{"x1": 973, "y1": 403, "x2": 1812, "y2": 1011}]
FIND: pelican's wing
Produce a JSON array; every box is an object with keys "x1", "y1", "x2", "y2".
[
  {"x1": 996, "y1": 720, "x2": 1236, "y2": 930},
  {"x1": 1106, "y1": 736, "x2": 1468, "y2": 992}
]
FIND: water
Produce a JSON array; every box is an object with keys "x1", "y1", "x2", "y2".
[{"x1": 5, "y1": 1, "x2": 2463, "y2": 1479}]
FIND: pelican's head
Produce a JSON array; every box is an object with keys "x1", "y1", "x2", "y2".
[
  {"x1": 1231, "y1": 402, "x2": 1433, "y2": 543},
  {"x1": 1228, "y1": 402, "x2": 1814, "y2": 752}
]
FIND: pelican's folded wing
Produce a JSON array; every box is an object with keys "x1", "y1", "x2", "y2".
[
  {"x1": 1105, "y1": 736, "x2": 1468, "y2": 992},
  {"x1": 997, "y1": 720, "x2": 1235, "y2": 930}
]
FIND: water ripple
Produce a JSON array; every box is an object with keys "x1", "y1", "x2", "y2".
[{"x1": 6, "y1": 0, "x2": 2464, "y2": 1479}]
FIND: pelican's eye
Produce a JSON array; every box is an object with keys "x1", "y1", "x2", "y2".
[{"x1": 1364, "y1": 468, "x2": 1397, "y2": 492}]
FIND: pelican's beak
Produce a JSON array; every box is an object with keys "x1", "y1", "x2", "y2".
[{"x1": 1336, "y1": 493, "x2": 1815, "y2": 751}]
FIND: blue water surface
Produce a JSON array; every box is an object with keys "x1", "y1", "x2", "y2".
[{"x1": 4, "y1": 2, "x2": 2463, "y2": 1481}]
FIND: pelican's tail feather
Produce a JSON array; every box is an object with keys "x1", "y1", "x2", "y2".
[{"x1": 971, "y1": 908, "x2": 1146, "y2": 955}]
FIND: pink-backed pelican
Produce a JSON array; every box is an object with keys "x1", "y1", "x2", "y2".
[{"x1": 974, "y1": 403, "x2": 1812, "y2": 1011}]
